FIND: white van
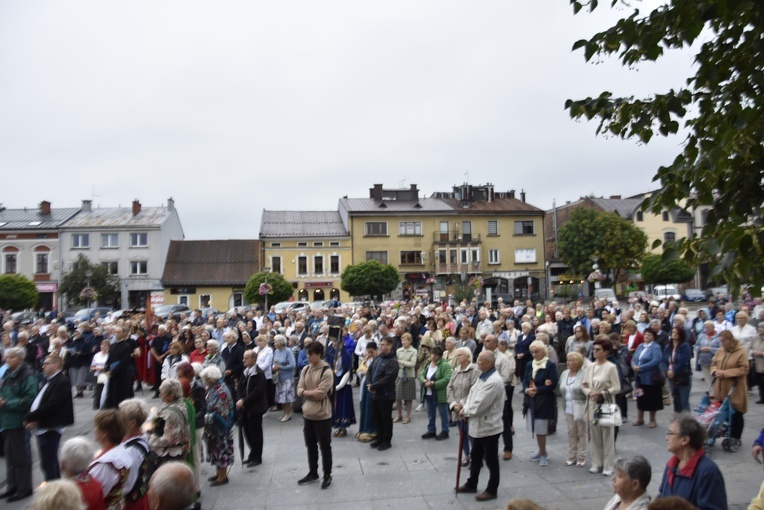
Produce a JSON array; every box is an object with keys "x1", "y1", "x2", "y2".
[
  {"x1": 594, "y1": 288, "x2": 616, "y2": 302},
  {"x1": 653, "y1": 285, "x2": 680, "y2": 301}
]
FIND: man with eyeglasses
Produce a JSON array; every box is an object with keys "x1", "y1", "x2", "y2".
[{"x1": 24, "y1": 354, "x2": 75, "y2": 482}]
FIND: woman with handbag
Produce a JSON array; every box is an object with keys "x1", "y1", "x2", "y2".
[
  {"x1": 663, "y1": 327, "x2": 693, "y2": 413},
  {"x1": 556, "y1": 351, "x2": 588, "y2": 467},
  {"x1": 631, "y1": 329, "x2": 664, "y2": 428},
  {"x1": 581, "y1": 337, "x2": 620, "y2": 476},
  {"x1": 522, "y1": 340, "x2": 558, "y2": 467}
]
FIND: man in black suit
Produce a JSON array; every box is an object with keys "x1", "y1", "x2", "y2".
[
  {"x1": 221, "y1": 331, "x2": 245, "y2": 392},
  {"x1": 24, "y1": 354, "x2": 75, "y2": 481},
  {"x1": 236, "y1": 350, "x2": 268, "y2": 467}
]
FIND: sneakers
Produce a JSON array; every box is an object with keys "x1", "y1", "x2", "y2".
[
  {"x1": 589, "y1": 466, "x2": 602, "y2": 474},
  {"x1": 321, "y1": 476, "x2": 332, "y2": 489},
  {"x1": 603, "y1": 470, "x2": 614, "y2": 476},
  {"x1": 539, "y1": 455, "x2": 549, "y2": 467},
  {"x1": 415, "y1": 403, "x2": 425, "y2": 412},
  {"x1": 529, "y1": 452, "x2": 541, "y2": 462},
  {"x1": 297, "y1": 473, "x2": 319, "y2": 485}
]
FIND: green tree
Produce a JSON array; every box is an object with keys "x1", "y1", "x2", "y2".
[
  {"x1": 0, "y1": 274, "x2": 38, "y2": 310},
  {"x1": 558, "y1": 208, "x2": 648, "y2": 284},
  {"x1": 340, "y1": 260, "x2": 400, "y2": 298},
  {"x1": 59, "y1": 254, "x2": 120, "y2": 307},
  {"x1": 641, "y1": 254, "x2": 695, "y2": 286},
  {"x1": 566, "y1": 0, "x2": 764, "y2": 294},
  {"x1": 243, "y1": 271, "x2": 294, "y2": 305}
]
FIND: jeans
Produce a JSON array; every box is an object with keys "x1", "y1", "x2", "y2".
[
  {"x1": 669, "y1": 380, "x2": 692, "y2": 413},
  {"x1": 303, "y1": 418, "x2": 332, "y2": 477},
  {"x1": 37, "y1": 431, "x2": 62, "y2": 481},
  {"x1": 425, "y1": 394, "x2": 449, "y2": 434}
]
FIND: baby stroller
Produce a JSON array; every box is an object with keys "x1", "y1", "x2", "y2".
[{"x1": 693, "y1": 380, "x2": 738, "y2": 452}]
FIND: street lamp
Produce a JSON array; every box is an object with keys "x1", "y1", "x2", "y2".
[{"x1": 262, "y1": 267, "x2": 272, "y2": 313}]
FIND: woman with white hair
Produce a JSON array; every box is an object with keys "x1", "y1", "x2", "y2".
[
  {"x1": 447, "y1": 347, "x2": 480, "y2": 466},
  {"x1": 202, "y1": 340, "x2": 226, "y2": 374},
  {"x1": 60, "y1": 437, "x2": 103, "y2": 510},
  {"x1": 201, "y1": 366, "x2": 234, "y2": 486},
  {"x1": 523, "y1": 340, "x2": 558, "y2": 467},
  {"x1": 272, "y1": 335, "x2": 295, "y2": 422},
  {"x1": 118, "y1": 398, "x2": 150, "y2": 510},
  {"x1": 148, "y1": 380, "x2": 190, "y2": 479},
  {"x1": 32, "y1": 479, "x2": 85, "y2": 510}
]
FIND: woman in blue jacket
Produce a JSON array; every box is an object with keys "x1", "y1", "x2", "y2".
[
  {"x1": 663, "y1": 326, "x2": 693, "y2": 413},
  {"x1": 631, "y1": 329, "x2": 664, "y2": 428}
]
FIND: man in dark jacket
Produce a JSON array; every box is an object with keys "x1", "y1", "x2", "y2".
[
  {"x1": 24, "y1": 354, "x2": 75, "y2": 481},
  {"x1": 236, "y1": 350, "x2": 268, "y2": 467},
  {"x1": 0, "y1": 347, "x2": 38, "y2": 502},
  {"x1": 367, "y1": 337, "x2": 399, "y2": 451}
]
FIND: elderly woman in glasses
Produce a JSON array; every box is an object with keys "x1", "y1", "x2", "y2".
[
  {"x1": 604, "y1": 455, "x2": 653, "y2": 510},
  {"x1": 582, "y1": 337, "x2": 620, "y2": 477}
]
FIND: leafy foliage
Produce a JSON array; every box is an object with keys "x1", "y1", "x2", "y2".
[
  {"x1": 0, "y1": 274, "x2": 39, "y2": 310},
  {"x1": 566, "y1": 0, "x2": 764, "y2": 294},
  {"x1": 340, "y1": 260, "x2": 400, "y2": 298},
  {"x1": 641, "y1": 254, "x2": 695, "y2": 285},
  {"x1": 244, "y1": 272, "x2": 294, "y2": 304},
  {"x1": 59, "y1": 254, "x2": 120, "y2": 307},
  {"x1": 558, "y1": 208, "x2": 648, "y2": 284}
]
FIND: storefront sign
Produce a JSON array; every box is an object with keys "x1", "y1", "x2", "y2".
[
  {"x1": 36, "y1": 283, "x2": 57, "y2": 293},
  {"x1": 304, "y1": 282, "x2": 333, "y2": 288}
]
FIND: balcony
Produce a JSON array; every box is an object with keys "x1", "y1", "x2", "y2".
[
  {"x1": 432, "y1": 231, "x2": 482, "y2": 244},
  {"x1": 435, "y1": 261, "x2": 481, "y2": 275}
]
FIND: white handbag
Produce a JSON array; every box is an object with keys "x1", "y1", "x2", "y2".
[{"x1": 594, "y1": 396, "x2": 622, "y2": 427}]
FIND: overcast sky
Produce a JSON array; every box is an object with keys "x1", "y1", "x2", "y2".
[{"x1": 0, "y1": 1, "x2": 696, "y2": 240}]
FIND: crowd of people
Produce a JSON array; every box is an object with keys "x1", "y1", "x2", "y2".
[{"x1": 1, "y1": 292, "x2": 764, "y2": 508}]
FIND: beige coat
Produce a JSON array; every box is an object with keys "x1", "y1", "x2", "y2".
[
  {"x1": 711, "y1": 341, "x2": 749, "y2": 413},
  {"x1": 396, "y1": 347, "x2": 417, "y2": 379},
  {"x1": 581, "y1": 360, "x2": 620, "y2": 421},
  {"x1": 446, "y1": 363, "x2": 480, "y2": 408},
  {"x1": 297, "y1": 361, "x2": 334, "y2": 420},
  {"x1": 751, "y1": 334, "x2": 764, "y2": 374}
]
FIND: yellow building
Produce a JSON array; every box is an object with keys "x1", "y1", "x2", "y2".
[
  {"x1": 160, "y1": 240, "x2": 260, "y2": 310},
  {"x1": 259, "y1": 211, "x2": 352, "y2": 303},
  {"x1": 338, "y1": 184, "x2": 546, "y2": 302}
]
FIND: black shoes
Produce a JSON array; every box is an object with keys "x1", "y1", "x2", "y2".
[
  {"x1": 369, "y1": 439, "x2": 382, "y2": 448},
  {"x1": 0, "y1": 488, "x2": 17, "y2": 499},
  {"x1": 321, "y1": 476, "x2": 332, "y2": 489},
  {"x1": 8, "y1": 491, "x2": 32, "y2": 502},
  {"x1": 435, "y1": 432, "x2": 450, "y2": 441},
  {"x1": 421, "y1": 431, "x2": 437, "y2": 439},
  {"x1": 376, "y1": 443, "x2": 391, "y2": 451},
  {"x1": 297, "y1": 473, "x2": 319, "y2": 485},
  {"x1": 246, "y1": 460, "x2": 262, "y2": 468}
]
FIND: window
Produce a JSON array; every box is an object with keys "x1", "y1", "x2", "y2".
[
  {"x1": 400, "y1": 251, "x2": 422, "y2": 265},
  {"x1": 330, "y1": 255, "x2": 340, "y2": 274},
  {"x1": 178, "y1": 295, "x2": 189, "y2": 306},
  {"x1": 232, "y1": 292, "x2": 243, "y2": 307},
  {"x1": 101, "y1": 261, "x2": 118, "y2": 275},
  {"x1": 101, "y1": 233, "x2": 119, "y2": 248},
  {"x1": 313, "y1": 242, "x2": 324, "y2": 247},
  {"x1": 366, "y1": 251, "x2": 388, "y2": 264},
  {"x1": 487, "y1": 220, "x2": 498, "y2": 236},
  {"x1": 297, "y1": 242, "x2": 307, "y2": 247},
  {"x1": 460, "y1": 249, "x2": 468, "y2": 264},
  {"x1": 314, "y1": 255, "x2": 324, "y2": 274},
  {"x1": 438, "y1": 250, "x2": 446, "y2": 264},
  {"x1": 297, "y1": 256, "x2": 308, "y2": 275},
  {"x1": 700, "y1": 210, "x2": 709, "y2": 226},
  {"x1": 471, "y1": 248, "x2": 480, "y2": 263},
  {"x1": 199, "y1": 294, "x2": 211, "y2": 308},
  {"x1": 439, "y1": 221, "x2": 449, "y2": 242},
  {"x1": 329, "y1": 241, "x2": 340, "y2": 247},
  {"x1": 72, "y1": 234, "x2": 90, "y2": 248},
  {"x1": 449, "y1": 249, "x2": 457, "y2": 264},
  {"x1": 514, "y1": 221, "x2": 534, "y2": 235},
  {"x1": 462, "y1": 221, "x2": 472, "y2": 242},
  {"x1": 270, "y1": 242, "x2": 281, "y2": 248},
  {"x1": 635, "y1": 211, "x2": 644, "y2": 222},
  {"x1": 664, "y1": 232, "x2": 676, "y2": 244},
  {"x1": 5, "y1": 254, "x2": 17, "y2": 274},
  {"x1": 489, "y1": 249, "x2": 500, "y2": 264},
  {"x1": 130, "y1": 261, "x2": 148, "y2": 275},
  {"x1": 130, "y1": 233, "x2": 148, "y2": 247},
  {"x1": 662, "y1": 211, "x2": 670, "y2": 221},
  {"x1": 365, "y1": 222, "x2": 387, "y2": 236},
  {"x1": 36, "y1": 253, "x2": 49, "y2": 274},
  {"x1": 271, "y1": 256, "x2": 282, "y2": 274},
  {"x1": 399, "y1": 221, "x2": 422, "y2": 236}
]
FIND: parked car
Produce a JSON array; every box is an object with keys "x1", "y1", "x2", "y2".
[
  {"x1": 594, "y1": 288, "x2": 616, "y2": 302},
  {"x1": 11, "y1": 310, "x2": 36, "y2": 325},
  {"x1": 66, "y1": 307, "x2": 114, "y2": 325},
  {"x1": 153, "y1": 304, "x2": 191, "y2": 320},
  {"x1": 200, "y1": 307, "x2": 222, "y2": 320},
  {"x1": 627, "y1": 291, "x2": 647, "y2": 301},
  {"x1": 273, "y1": 301, "x2": 311, "y2": 314},
  {"x1": 226, "y1": 305, "x2": 253, "y2": 317},
  {"x1": 706, "y1": 286, "x2": 729, "y2": 301},
  {"x1": 653, "y1": 285, "x2": 681, "y2": 301},
  {"x1": 682, "y1": 288, "x2": 706, "y2": 302}
]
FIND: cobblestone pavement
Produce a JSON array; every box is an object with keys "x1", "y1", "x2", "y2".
[{"x1": 3, "y1": 371, "x2": 763, "y2": 509}]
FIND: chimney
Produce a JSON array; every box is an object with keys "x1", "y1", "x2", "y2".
[
  {"x1": 610, "y1": 195, "x2": 622, "y2": 200},
  {"x1": 81, "y1": 200, "x2": 92, "y2": 212},
  {"x1": 410, "y1": 184, "x2": 418, "y2": 195},
  {"x1": 370, "y1": 184, "x2": 383, "y2": 201},
  {"x1": 520, "y1": 190, "x2": 526, "y2": 203},
  {"x1": 132, "y1": 200, "x2": 141, "y2": 216},
  {"x1": 39, "y1": 200, "x2": 51, "y2": 215},
  {"x1": 509, "y1": 189, "x2": 515, "y2": 199},
  {"x1": 487, "y1": 183, "x2": 494, "y2": 202},
  {"x1": 167, "y1": 197, "x2": 175, "y2": 212}
]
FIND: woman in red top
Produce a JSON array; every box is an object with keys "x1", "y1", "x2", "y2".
[
  {"x1": 189, "y1": 338, "x2": 207, "y2": 365},
  {"x1": 60, "y1": 437, "x2": 105, "y2": 510}
]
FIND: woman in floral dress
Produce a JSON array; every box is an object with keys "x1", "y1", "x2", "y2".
[{"x1": 201, "y1": 366, "x2": 234, "y2": 486}]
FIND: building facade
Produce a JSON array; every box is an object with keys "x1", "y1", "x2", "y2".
[
  {"x1": 0, "y1": 201, "x2": 79, "y2": 311},
  {"x1": 59, "y1": 199, "x2": 184, "y2": 308},
  {"x1": 259, "y1": 211, "x2": 352, "y2": 303}
]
